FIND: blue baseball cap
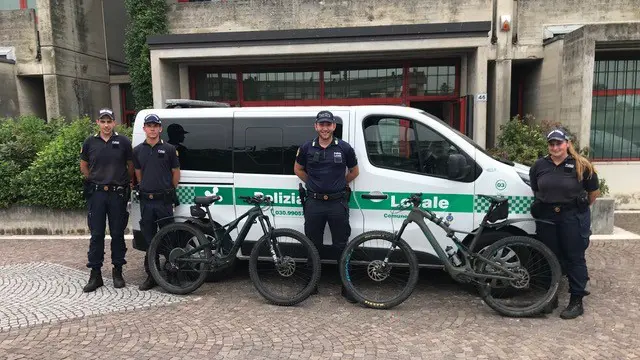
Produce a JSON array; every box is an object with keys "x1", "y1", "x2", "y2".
[
  {"x1": 316, "y1": 110, "x2": 335, "y2": 123},
  {"x1": 547, "y1": 128, "x2": 569, "y2": 142},
  {"x1": 144, "y1": 114, "x2": 161, "y2": 125}
]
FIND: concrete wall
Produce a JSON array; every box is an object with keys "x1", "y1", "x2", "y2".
[
  {"x1": 523, "y1": 41, "x2": 564, "y2": 123},
  {"x1": 596, "y1": 162, "x2": 640, "y2": 209},
  {"x1": 516, "y1": 0, "x2": 640, "y2": 46},
  {"x1": 167, "y1": 0, "x2": 492, "y2": 33},
  {"x1": 16, "y1": 75, "x2": 46, "y2": 119},
  {"x1": 103, "y1": 0, "x2": 128, "y2": 72},
  {"x1": 0, "y1": 60, "x2": 19, "y2": 118},
  {"x1": 37, "y1": 0, "x2": 110, "y2": 120},
  {"x1": 0, "y1": 9, "x2": 39, "y2": 64}
]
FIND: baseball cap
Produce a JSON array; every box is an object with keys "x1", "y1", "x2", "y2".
[
  {"x1": 144, "y1": 114, "x2": 162, "y2": 125},
  {"x1": 316, "y1": 110, "x2": 335, "y2": 123},
  {"x1": 98, "y1": 108, "x2": 114, "y2": 120},
  {"x1": 547, "y1": 128, "x2": 569, "y2": 142}
]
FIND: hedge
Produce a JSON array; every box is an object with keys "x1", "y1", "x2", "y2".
[{"x1": 0, "y1": 116, "x2": 133, "y2": 210}]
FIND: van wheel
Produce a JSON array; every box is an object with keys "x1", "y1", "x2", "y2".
[
  {"x1": 187, "y1": 220, "x2": 236, "y2": 283},
  {"x1": 464, "y1": 231, "x2": 521, "y2": 298}
]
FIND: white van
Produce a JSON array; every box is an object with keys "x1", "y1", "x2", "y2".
[{"x1": 129, "y1": 105, "x2": 535, "y2": 268}]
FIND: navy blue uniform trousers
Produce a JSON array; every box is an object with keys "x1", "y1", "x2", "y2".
[
  {"x1": 303, "y1": 198, "x2": 351, "y2": 260},
  {"x1": 87, "y1": 190, "x2": 128, "y2": 269},
  {"x1": 139, "y1": 198, "x2": 174, "y2": 274},
  {"x1": 536, "y1": 207, "x2": 591, "y2": 296}
]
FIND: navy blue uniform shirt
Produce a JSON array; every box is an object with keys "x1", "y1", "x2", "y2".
[
  {"x1": 80, "y1": 132, "x2": 132, "y2": 186},
  {"x1": 296, "y1": 137, "x2": 357, "y2": 194},
  {"x1": 529, "y1": 155, "x2": 599, "y2": 204},
  {"x1": 132, "y1": 140, "x2": 180, "y2": 193}
]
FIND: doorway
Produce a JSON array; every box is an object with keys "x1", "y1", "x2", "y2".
[{"x1": 409, "y1": 100, "x2": 463, "y2": 133}]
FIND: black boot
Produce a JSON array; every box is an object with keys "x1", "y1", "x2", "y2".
[
  {"x1": 341, "y1": 285, "x2": 358, "y2": 303},
  {"x1": 560, "y1": 295, "x2": 584, "y2": 319},
  {"x1": 112, "y1": 266, "x2": 125, "y2": 289},
  {"x1": 542, "y1": 295, "x2": 559, "y2": 314},
  {"x1": 139, "y1": 275, "x2": 156, "y2": 291},
  {"x1": 83, "y1": 268, "x2": 104, "y2": 293}
]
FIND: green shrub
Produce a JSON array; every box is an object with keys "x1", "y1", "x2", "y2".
[
  {"x1": 0, "y1": 160, "x2": 20, "y2": 208},
  {"x1": 490, "y1": 115, "x2": 610, "y2": 197},
  {"x1": 18, "y1": 117, "x2": 95, "y2": 209}
]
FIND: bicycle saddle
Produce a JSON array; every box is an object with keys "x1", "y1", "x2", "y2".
[
  {"x1": 478, "y1": 194, "x2": 507, "y2": 204},
  {"x1": 194, "y1": 195, "x2": 221, "y2": 206}
]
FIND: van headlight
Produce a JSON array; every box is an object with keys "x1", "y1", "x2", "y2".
[{"x1": 518, "y1": 172, "x2": 531, "y2": 186}]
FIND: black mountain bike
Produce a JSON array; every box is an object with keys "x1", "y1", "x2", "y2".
[
  {"x1": 146, "y1": 194, "x2": 321, "y2": 306},
  {"x1": 339, "y1": 193, "x2": 561, "y2": 317}
]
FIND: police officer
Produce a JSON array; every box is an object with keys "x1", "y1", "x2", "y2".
[
  {"x1": 132, "y1": 114, "x2": 181, "y2": 291},
  {"x1": 80, "y1": 108, "x2": 134, "y2": 292},
  {"x1": 294, "y1": 110, "x2": 360, "y2": 302},
  {"x1": 529, "y1": 128, "x2": 600, "y2": 319}
]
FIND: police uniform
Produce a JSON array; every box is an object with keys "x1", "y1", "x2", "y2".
[
  {"x1": 297, "y1": 136, "x2": 357, "y2": 259},
  {"x1": 132, "y1": 114, "x2": 180, "y2": 290},
  {"x1": 80, "y1": 108, "x2": 132, "y2": 292},
  {"x1": 529, "y1": 128, "x2": 599, "y2": 319}
]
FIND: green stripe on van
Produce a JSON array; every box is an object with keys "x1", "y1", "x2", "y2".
[{"x1": 175, "y1": 186, "x2": 534, "y2": 214}]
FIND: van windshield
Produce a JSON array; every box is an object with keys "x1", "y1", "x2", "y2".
[{"x1": 418, "y1": 111, "x2": 514, "y2": 166}]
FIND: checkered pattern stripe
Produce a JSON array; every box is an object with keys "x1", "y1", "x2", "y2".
[
  {"x1": 175, "y1": 186, "x2": 196, "y2": 205},
  {"x1": 474, "y1": 196, "x2": 534, "y2": 215}
]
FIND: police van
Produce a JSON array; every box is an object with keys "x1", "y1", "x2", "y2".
[{"x1": 129, "y1": 104, "x2": 535, "y2": 269}]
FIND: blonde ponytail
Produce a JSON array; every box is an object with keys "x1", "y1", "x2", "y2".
[{"x1": 567, "y1": 141, "x2": 594, "y2": 182}]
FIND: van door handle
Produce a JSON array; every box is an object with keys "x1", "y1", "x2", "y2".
[{"x1": 361, "y1": 192, "x2": 388, "y2": 200}]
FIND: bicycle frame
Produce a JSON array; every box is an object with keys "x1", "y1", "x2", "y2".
[
  {"x1": 389, "y1": 206, "x2": 537, "y2": 284},
  {"x1": 170, "y1": 202, "x2": 281, "y2": 267}
]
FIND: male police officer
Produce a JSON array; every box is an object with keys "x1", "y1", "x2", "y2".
[
  {"x1": 132, "y1": 114, "x2": 181, "y2": 291},
  {"x1": 80, "y1": 108, "x2": 134, "y2": 292},
  {"x1": 294, "y1": 110, "x2": 360, "y2": 302}
]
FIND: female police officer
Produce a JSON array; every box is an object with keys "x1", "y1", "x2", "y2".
[{"x1": 529, "y1": 128, "x2": 600, "y2": 319}]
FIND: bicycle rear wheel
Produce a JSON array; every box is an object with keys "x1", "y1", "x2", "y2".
[
  {"x1": 339, "y1": 231, "x2": 419, "y2": 310},
  {"x1": 147, "y1": 222, "x2": 211, "y2": 295},
  {"x1": 249, "y1": 228, "x2": 321, "y2": 306},
  {"x1": 476, "y1": 236, "x2": 561, "y2": 317}
]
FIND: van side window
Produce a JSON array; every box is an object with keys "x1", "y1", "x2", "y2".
[
  {"x1": 363, "y1": 116, "x2": 463, "y2": 179},
  {"x1": 158, "y1": 117, "x2": 232, "y2": 172},
  {"x1": 234, "y1": 117, "x2": 343, "y2": 175}
]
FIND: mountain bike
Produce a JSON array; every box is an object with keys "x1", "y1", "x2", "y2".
[
  {"x1": 339, "y1": 192, "x2": 561, "y2": 317},
  {"x1": 146, "y1": 194, "x2": 321, "y2": 306}
]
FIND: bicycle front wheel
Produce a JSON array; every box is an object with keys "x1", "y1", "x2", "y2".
[
  {"x1": 249, "y1": 228, "x2": 321, "y2": 306},
  {"x1": 339, "y1": 231, "x2": 419, "y2": 310},
  {"x1": 147, "y1": 222, "x2": 211, "y2": 295},
  {"x1": 477, "y1": 236, "x2": 561, "y2": 317}
]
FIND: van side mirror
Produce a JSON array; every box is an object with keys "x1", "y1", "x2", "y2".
[{"x1": 447, "y1": 153, "x2": 471, "y2": 180}]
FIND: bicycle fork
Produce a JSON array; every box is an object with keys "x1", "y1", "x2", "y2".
[{"x1": 258, "y1": 215, "x2": 281, "y2": 264}]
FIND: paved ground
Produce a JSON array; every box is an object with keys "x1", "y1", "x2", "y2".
[{"x1": 1, "y1": 223, "x2": 640, "y2": 359}]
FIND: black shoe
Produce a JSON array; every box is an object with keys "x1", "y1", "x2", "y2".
[
  {"x1": 560, "y1": 296, "x2": 584, "y2": 319},
  {"x1": 83, "y1": 268, "x2": 104, "y2": 293},
  {"x1": 139, "y1": 275, "x2": 156, "y2": 291},
  {"x1": 542, "y1": 295, "x2": 559, "y2": 314},
  {"x1": 341, "y1": 285, "x2": 358, "y2": 303},
  {"x1": 112, "y1": 266, "x2": 125, "y2": 289}
]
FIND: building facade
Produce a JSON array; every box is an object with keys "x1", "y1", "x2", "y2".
[{"x1": 148, "y1": 0, "x2": 640, "y2": 207}]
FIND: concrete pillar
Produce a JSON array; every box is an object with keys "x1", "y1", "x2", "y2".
[
  {"x1": 43, "y1": 74, "x2": 61, "y2": 120},
  {"x1": 468, "y1": 47, "x2": 488, "y2": 148},
  {"x1": 151, "y1": 54, "x2": 181, "y2": 109},
  {"x1": 179, "y1": 64, "x2": 190, "y2": 99},
  {"x1": 491, "y1": 59, "x2": 512, "y2": 136},
  {"x1": 110, "y1": 84, "x2": 122, "y2": 123}
]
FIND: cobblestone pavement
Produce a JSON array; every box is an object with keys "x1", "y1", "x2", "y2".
[{"x1": 0, "y1": 236, "x2": 639, "y2": 359}]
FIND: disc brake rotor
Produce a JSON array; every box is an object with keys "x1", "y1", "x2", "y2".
[
  {"x1": 276, "y1": 256, "x2": 296, "y2": 277},
  {"x1": 367, "y1": 260, "x2": 391, "y2": 282},
  {"x1": 483, "y1": 246, "x2": 522, "y2": 288}
]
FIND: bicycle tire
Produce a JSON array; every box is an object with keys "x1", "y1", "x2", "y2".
[
  {"x1": 147, "y1": 222, "x2": 211, "y2": 295},
  {"x1": 249, "y1": 228, "x2": 321, "y2": 306},
  {"x1": 339, "y1": 230, "x2": 419, "y2": 310},
  {"x1": 477, "y1": 235, "x2": 561, "y2": 317}
]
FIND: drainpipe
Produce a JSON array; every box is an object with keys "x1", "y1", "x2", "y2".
[{"x1": 101, "y1": 0, "x2": 110, "y2": 76}]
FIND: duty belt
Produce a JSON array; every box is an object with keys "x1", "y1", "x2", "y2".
[
  {"x1": 307, "y1": 191, "x2": 345, "y2": 201},
  {"x1": 139, "y1": 190, "x2": 172, "y2": 200},
  {"x1": 547, "y1": 202, "x2": 578, "y2": 213},
  {"x1": 91, "y1": 184, "x2": 127, "y2": 192}
]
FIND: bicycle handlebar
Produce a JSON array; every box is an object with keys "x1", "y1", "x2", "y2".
[{"x1": 238, "y1": 195, "x2": 272, "y2": 206}]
